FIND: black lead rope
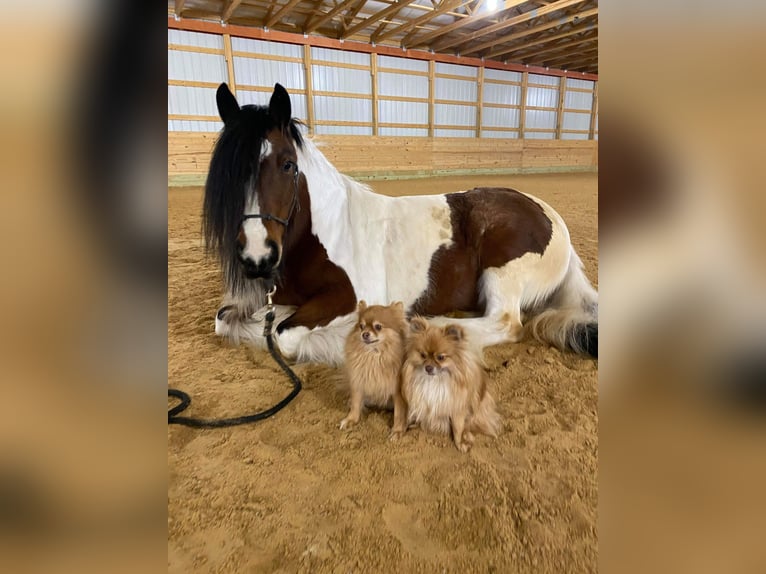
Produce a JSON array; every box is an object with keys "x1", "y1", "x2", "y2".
[{"x1": 168, "y1": 289, "x2": 303, "y2": 428}]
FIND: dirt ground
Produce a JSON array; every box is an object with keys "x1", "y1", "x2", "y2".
[{"x1": 168, "y1": 172, "x2": 598, "y2": 573}]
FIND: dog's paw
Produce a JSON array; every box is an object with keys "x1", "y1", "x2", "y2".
[
  {"x1": 456, "y1": 439, "x2": 472, "y2": 453},
  {"x1": 339, "y1": 417, "x2": 357, "y2": 431},
  {"x1": 388, "y1": 430, "x2": 404, "y2": 442}
]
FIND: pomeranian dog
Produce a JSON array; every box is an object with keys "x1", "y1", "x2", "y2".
[
  {"x1": 400, "y1": 317, "x2": 501, "y2": 452},
  {"x1": 340, "y1": 301, "x2": 408, "y2": 433}
]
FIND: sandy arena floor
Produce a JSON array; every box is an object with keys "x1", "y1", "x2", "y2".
[{"x1": 168, "y1": 172, "x2": 598, "y2": 573}]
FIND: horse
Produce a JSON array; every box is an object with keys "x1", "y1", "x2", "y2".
[{"x1": 204, "y1": 82, "x2": 598, "y2": 366}]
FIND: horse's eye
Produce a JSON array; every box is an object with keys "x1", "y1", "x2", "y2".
[{"x1": 282, "y1": 160, "x2": 294, "y2": 173}]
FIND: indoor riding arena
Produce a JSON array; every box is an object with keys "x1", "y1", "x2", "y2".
[{"x1": 168, "y1": 1, "x2": 598, "y2": 572}]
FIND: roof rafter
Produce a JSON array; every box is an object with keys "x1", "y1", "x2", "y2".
[
  {"x1": 484, "y1": 20, "x2": 596, "y2": 59},
  {"x1": 513, "y1": 34, "x2": 597, "y2": 63},
  {"x1": 461, "y1": 6, "x2": 597, "y2": 56},
  {"x1": 404, "y1": 0, "x2": 531, "y2": 49},
  {"x1": 342, "y1": 0, "x2": 418, "y2": 40},
  {"x1": 266, "y1": 0, "x2": 304, "y2": 28},
  {"x1": 222, "y1": 0, "x2": 244, "y2": 23},
  {"x1": 433, "y1": 0, "x2": 588, "y2": 52},
  {"x1": 304, "y1": 0, "x2": 360, "y2": 34},
  {"x1": 375, "y1": 0, "x2": 467, "y2": 43}
]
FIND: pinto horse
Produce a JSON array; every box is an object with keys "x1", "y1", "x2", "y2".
[{"x1": 205, "y1": 83, "x2": 597, "y2": 365}]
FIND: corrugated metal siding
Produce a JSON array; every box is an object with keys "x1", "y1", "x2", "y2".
[
  {"x1": 378, "y1": 100, "x2": 428, "y2": 125},
  {"x1": 168, "y1": 29, "x2": 223, "y2": 49},
  {"x1": 562, "y1": 111, "x2": 590, "y2": 131},
  {"x1": 378, "y1": 55, "x2": 427, "y2": 72},
  {"x1": 482, "y1": 130, "x2": 519, "y2": 139},
  {"x1": 311, "y1": 47, "x2": 370, "y2": 66},
  {"x1": 526, "y1": 86, "x2": 558, "y2": 108},
  {"x1": 435, "y1": 77, "x2": 477, "y2": 101},
  {"x1": 168, "y1": 50, "x2": 227, "y2": 83},
  {"x1": 314, "y1": 95, "x2": 372, "y2": 122},
  {"x1": 435, "y1": 62, "x2": 477, "y2": 78},
  {"x1": 435, "y1": 129, "x2": 474, "y2": 138},
  {"x1": 484, "y1": 68, "x2": 521, "y2": 82},
  {"x1": 168, "y1": 85, "x2": 219, "y2": 116},
  {"x1": 435, "y1": 103, "x2": 475, "y2": 127},
  {"x1": 231, "y1": 37, "x2": 302, "y2": 58},
  {"x1": 312, "y1": 66, "x2": 371, "y2": 94},
  {"x1": 483, "y1": 83, "x2": 521, "y2": 106},
  {"x1": 379, "y1": 127, "x2": 428, "y2": 137},
  {"x1": 528, "y1": 73, "x2": 559, "y2": 86},
  {"x1": 483, "y1": 107, "x2": 520, "y2": 130},
  {"x1": 565, "y1": 90, "x2": 592, "y2": 110},
  {"x1": 378, "y1": 71, "x2": 426, "y2": 98},
  {"x1": 234, "y1": 58, "x2": 305, "y2": 91},
  {"x1": 315, "y1": 125, "x2": 372, "y2": 135},
  {"x1": 236, "y1": 91, "x2": 308, "y2": 123},
  {"x1": 567, "y1": 78, "x2": 593, "y2": 91}
]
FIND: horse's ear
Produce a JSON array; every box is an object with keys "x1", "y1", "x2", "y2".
[
  {"x1": 409, "y1": 316, "x2": 428, "y2": 333},
  {"x1": 444, "y1": 324, "x2": 464, "y2": 341},
  {"x1": 216, "y1": 83, "x2": 239, "y2": 125},
  {"x1": 357, "y1": 300, "x2": 367, "y2": 312},
  {"x1": 269, "y1": 83, "x2": 292, "y2": 128}
]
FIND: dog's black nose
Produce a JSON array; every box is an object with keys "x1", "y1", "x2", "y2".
[
  {"x1": 425, "y1": 365, "x2": 434, "y2": 375},
  {"x1": 362, "y1": 331, "x2": 370, "y2": 341}
]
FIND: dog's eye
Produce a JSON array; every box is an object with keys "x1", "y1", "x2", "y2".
[
  {"x1": 419, "y1": 352, "x2": 426, "y2": 359},
  {"x1": 436, "y1": 354, "x2": 446, "y2": 362},
  {"x1": 374, "y1": 324, "x2": 382, "y2": 331}
]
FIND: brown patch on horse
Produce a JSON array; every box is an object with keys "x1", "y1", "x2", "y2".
[
  {"x1": 271, "y1": 174, "x2": 357, "y2": 332},
  {"x1": 411, "y1": 187, "x2": 553, "y2": 316}
]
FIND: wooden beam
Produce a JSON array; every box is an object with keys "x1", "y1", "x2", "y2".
[
  {"x1": 375, "y1": 0, "x2": 465, "y2": 44},
  {"x1": 428, "y1": 60, "x2": 435, "y2": 137},
  {"x1": 555, "y1": 75, "x2": 565, "y2": 138},
  {"x1": 434, "y1": 0, "x2": 588, "y2": 52},
  {"x1": 266, "y1": 0, "x2": 304, "y2": 28},
  {"x1": 485, "y1": 21, "x2": 596, "y2": 59},
  {"x1": 515, "y1": 34, "x2": 598, "y2": 62},
  {"x1": 341, "y1": 1, "x2": 368, "y2": 36},
  {"x1": 174, "y1": 0, "x2": 186, "y2": 17},
  {"x1": 342, "y1": 0, "x2": 417, "y2": 40},
  {"x1": 223, "y1": 33, "x2": 237, "y2": 95},
  {"x1": 305, "y1": 0, "x2": 359, "y2": 34},
  {"x1": 543, "y1": 48, "x2": 598, "y2": 68},
  {"x1": 303, "y1": 44, "x2": 314, "y2": 135},
  {"x1": 588, "y1": 80, "x2": 597, "y2": 139},
  {"x1": 476, "y1": 65, "x2": 484, "y2": 138},
  {"x1": 405, "y1": 0, "x2": 529, "y2": 49},
  {"x1": 463, "y1": 7, "x2": 598, "y2": 56},
  {"x1": 168, "y1": 17, "x2": 599, "y2": 81},
  {"x1": 519, "y1": 71, "x2": 528, "y2": 138},
  {"x1": 371, "y1": 54, "x2": 378, "y2": 135},
  {"x1": 222, "y1": 0, "x2": 243, "y2": 23}
]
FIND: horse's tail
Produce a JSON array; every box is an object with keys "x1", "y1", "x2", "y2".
[{"x1": 525, "y1": 246, "x2": 598, "y2": 358}]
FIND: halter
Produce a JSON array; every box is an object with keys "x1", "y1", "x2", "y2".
[{"x1": 242, "y1": 165, "x2": 301, "y2": 228}]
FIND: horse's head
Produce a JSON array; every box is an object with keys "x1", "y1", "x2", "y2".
[{"x1": 203, "y1": 83, "x2": 304, "y2": 287}]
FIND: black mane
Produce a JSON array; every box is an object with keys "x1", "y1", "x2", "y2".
[{"x1": 202, "y1": 104, "x2": 304, "y2": 294}]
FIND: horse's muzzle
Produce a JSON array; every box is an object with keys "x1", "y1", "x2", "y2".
[{"x1": 238, "y1": 239, "x2": 280, "y2": 279}]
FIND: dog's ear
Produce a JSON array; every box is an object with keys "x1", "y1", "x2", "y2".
[
  {"x1": 357, "y1": 300, "x2": 367, "y2": 312},
  {"x1": 409, "y1": 316, "x2": 428, "y2": 333},
  {"x1": 392, "y1": 301, "x2": 404, "y2": 313},
  {"x1": 444, "y1": 324, "x2": 464, "y2": 341}
]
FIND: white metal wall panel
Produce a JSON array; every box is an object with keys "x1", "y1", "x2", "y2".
[
  {"x1": 312, "y1": 65, "x2": 371, "y2": 94},
  {"x1": 168, "y1": 119, "x2": 223, "y2": 132},
  {"x1": 435, "y1": 77, "x2": 477, "y2": 101},
  {"x1": 528, "y1": 73, "x2": 559, "y2": 86},
  {"x1": 435, "y1": 103, "x2": 475, "y2": 127},
  {"x1": 483, "y1": 68, "x2": 521, "y2": 83},
  {"x1": 562, "y1": 111, "x2": 590, "y2": 131},
  {"x1": 168, "y1": 29, "x2": 223, "y2": 49},
  {"x1": 526, "y1": 86, "x2": 558, "y2": 108},
  {"x1": 524, "y1": 131, "x2": 554, "y2": 139},
  {"x1": 236, "y1": 91, "x2": 308, "y2": 122},
  {"x1": 435, "y1": 62, "x2": 477, "y2": 78},
  {"x1": 379, "y1": 127, "x2": 428, "y2": 137},
  {"x1": 315, "y1": 125, "x2": 372, "y2": 135},
  {"x1": 235, "y1": 57, "x2": 305, "y2": 91},
  {"x1": 483, "y1": 83, "x2": 521, "y2": 106},
  {"x1": 564, "y1": 90, "x2": 593, "y2": 110},
  {"x1": 378, "y1": 100, "x2": 428, "y2": 124},
  {"x1": 482, "y1": 130, "x2": 518, "y2": 139},
  {"x1": 314, "y1": 95, "x2": 372, "y2": 122},
  {"x1": 567, "y1": 78, "x2": 593, "y2": 91},
  {"x1": 561, "y1": 132, "x2": 589, "y2": 140},
  {"x1": 311, "y1": 47, "x2": 370, "y2": 66},
  {"x1": 526, "y1": 110, "x2": 557, "y2": 129},
  {"x1": 168, "y1": 49, "x2": 227, "y2": 83},
  {"x1": 231, "y1": 37, "x2": 302, "y2": 58},
  {"x1": 168, "y1": 85, "x2": 219, "y2": 116},
  {"x1": 482, "y1": 107, "x2": 520, "y2": 130},
  {"x1": 378, "y1": 71, "x2": 427, "y2": 98},
  {"x1": 435, "y1": 129, "x2": 473, "y2": 138},
  {"x1": 378, "y1": 55, "x2": 427, "y2": 72}
]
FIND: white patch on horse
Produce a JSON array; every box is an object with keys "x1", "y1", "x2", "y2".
[
  {"x1": 260, "y1": 139, "x2": 273, "y2": 161},
  {"x1": 296, "y1": 138, "x2": 453, "y2": 307}
]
